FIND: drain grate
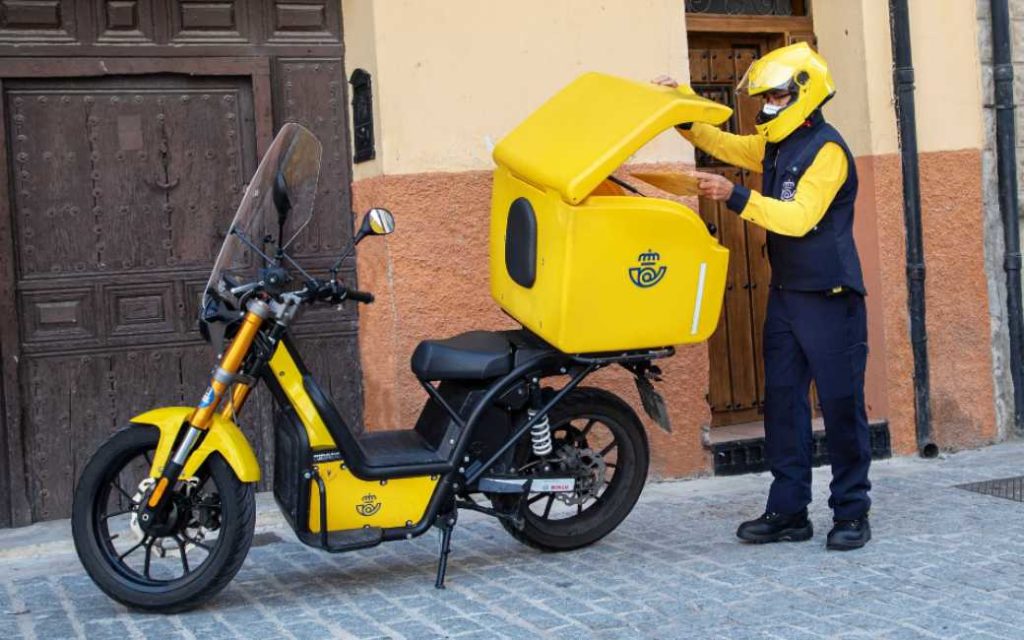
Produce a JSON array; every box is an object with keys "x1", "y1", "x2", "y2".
[{"x1": 957, "y1": 476, "x2": 1024, "y2": 502}]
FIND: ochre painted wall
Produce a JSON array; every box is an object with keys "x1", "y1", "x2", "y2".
[
  {"x1": 342, "y1": 0, "x2": 694, "y2": 176},
  {"x1": 814, "y1": 0, "x2": 995, "y2": 454},
  {"x1": 863, "y1": 150, "x2": 997, "y2": 453},
  {"x1": 816, "y1": 0, "x2": 984, "y2": 157},
  {"x1": 343, "y1": 0, "x2": 723, "y2": 478},
  {"x1": 342, "y1": 0, "x2": 999, "y2": 478},
  {"x1": 353, "y1": 165, "x2": 716, "y2": 478}
]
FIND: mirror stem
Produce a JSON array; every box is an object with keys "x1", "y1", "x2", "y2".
[{"x1": 330, "y1": 241, "x2": 355, "y2": 278}]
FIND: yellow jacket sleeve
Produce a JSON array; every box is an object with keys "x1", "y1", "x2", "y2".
[
  {"x1": 678, "y1": 122, "x2": 766, "y2": 174},
  {"x1": 725, "y1": 142, "x2": 848, "y2": 237}
]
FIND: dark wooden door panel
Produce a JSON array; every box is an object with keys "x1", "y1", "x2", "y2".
[
  {"x1": 23, "y1": 353, "x2": 107, "y2": 519},
  {"x1": 0, "y1": 1, "x2": 342, "y2": 52},
  {"x1": 276, "y1": 58, "x2": 351, "y2": 260},
  {"x1": 736, "y1": 48, "x2": 769, "y2": 410},
  {"x1": 719, "y1": 168, "x2": 758, "y2": 412},
  {"x1": 700, "y1": 196, "x2": 732, "y2": 413},
  {"x1": 743, "y1": 171, "x2": 769, "y2": 407},
  {"x1": 7, "y1": 75, "x2": 259, "y2": 520},
  {"x1": 691, "y1": 32, "x2": 822, "y2": 427},
  {"x1": 691, "y1": 34, "x2": 773, "y2": 426},
  {"x1": 0, "y1": 3, "x2": 359, "y2": 526},
  {"x1": 9, "y1": 76, "x2": 256, "y2": 346},
  {"x1": 8, "y1": 74, "x2": 363, "y2": 520},
  {"x1": 8, "y1": 76, "x2": 255, "y2": 280}
]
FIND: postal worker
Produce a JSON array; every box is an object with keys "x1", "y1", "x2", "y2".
[{"x1": 654, "y1": 42, "x2": 871, "y2": 550}]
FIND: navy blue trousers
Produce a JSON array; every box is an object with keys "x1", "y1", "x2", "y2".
[{"x1": 762, "y1": 288, "x2": 871, "y2": 520}]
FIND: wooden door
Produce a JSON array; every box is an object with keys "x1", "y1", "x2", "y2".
[
  {"x1": 689, "y1": 34, "x2": 774, "y2": 427},
  {"x1": 6, "y1": 75, "x2": 260, "y2": 521},
  {"x1": 689, "y1": 31, "x2": 821, "y2": 427},
  {"x1": 0, "y1": 1, "x2": 361, "y2": 526}
]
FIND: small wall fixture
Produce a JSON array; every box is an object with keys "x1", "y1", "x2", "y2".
[{"x1": 350, "y1": 68, "x2": 375, "y2": 163}]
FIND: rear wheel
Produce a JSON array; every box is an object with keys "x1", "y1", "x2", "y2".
[
  {"x1": 495, "y1": 387, "x2": 649, "y2": 551},
  {"x1": 72, "y1": 426, "x2": 255, "y2": 613}
]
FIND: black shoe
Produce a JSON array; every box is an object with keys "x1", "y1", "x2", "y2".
[
  {"x1": 826, "y1": 516, "x2": 871, "y2": 550},
  {"x1": 736, "y1": 510, "x2": 813, "y2": 543}
]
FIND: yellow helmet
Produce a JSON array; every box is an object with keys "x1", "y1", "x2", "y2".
[{"x1": 737, "y1": 42, "x2": 835, "y2": 143}]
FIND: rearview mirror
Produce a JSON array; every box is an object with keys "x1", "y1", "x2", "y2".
[
  {"x1": 272, "y1": 169, "x2": 292, "y2": 248},
  {"x1": 354, "y1": 207, "x2": 395, "y2": 244}
]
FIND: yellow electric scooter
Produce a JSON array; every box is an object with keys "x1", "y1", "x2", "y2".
[{"x1": 71, "y1": 73, "x2": 732, "y2": 612}]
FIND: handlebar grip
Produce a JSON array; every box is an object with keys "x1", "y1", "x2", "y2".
[{"x1": 345, "y1": 289, "x2": 375, "y2": 304}]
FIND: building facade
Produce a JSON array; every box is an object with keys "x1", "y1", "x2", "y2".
[
  {"x1": 344, "y1": 0, "x2": 1008, "y2": 479},
  {"x1": 0, "y1": 0, "x2": 1017, "y2": 525}
]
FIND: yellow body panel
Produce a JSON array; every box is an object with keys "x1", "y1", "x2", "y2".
[
  {"x1": 268, "y1": 343, "x2": 337, "y2": 449},
  {"x1": 490, "y1": 72, "x2": 732, "y2": 353},
  {"x1": 133, "y1": 407, "x2": 260, "y2": 482},
  {"x1": 492, "y1": 72, "x2": 732, "y2": 205},
  {"x1": 490, "y1": 167, "x2": 729, "y2": 353},
  {"x1": 308, "y1": 463, "x2": 438, "y2": 532},
  {"x1": 268, "y1": 342, "x2": 440, "y2": 533}
]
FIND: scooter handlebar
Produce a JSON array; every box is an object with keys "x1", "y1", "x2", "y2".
[
  {"x1": 302, "y1": 279, "x2": 374, "y2": 305},
  {"x1": 344, "y1": 289, "x2": 375, "y2": 304}
]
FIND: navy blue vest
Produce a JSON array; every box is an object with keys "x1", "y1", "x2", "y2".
[{"x1": 761, "y1": 113, "x2": 865, "y2": 295}]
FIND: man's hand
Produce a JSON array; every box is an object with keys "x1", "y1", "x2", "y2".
[
  {"x1": 692, "y1": 171, "x2": 735, "y2": 202},
  {"x1": 650, "y1": 75, "x2": 679, "y2": 88}
]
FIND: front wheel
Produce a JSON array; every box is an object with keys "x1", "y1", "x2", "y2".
[
  {"x1": 72, "y1": 426, "x2": 255, "y2": 613},
  {"x1": 494, "y1": 387, "x2": 650, "y2": 551}
]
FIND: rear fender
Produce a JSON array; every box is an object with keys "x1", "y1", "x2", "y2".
[{"x1": 131, "y1": 406, "x2": 261, "y2": 483}]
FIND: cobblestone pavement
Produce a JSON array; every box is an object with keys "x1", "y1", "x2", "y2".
[{"x1": 2, "y1": 441, "x2": 1024, "y2": 639}]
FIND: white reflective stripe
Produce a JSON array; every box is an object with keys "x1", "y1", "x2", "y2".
[{"x1": 691, "y1": 262, "x2": 708, "y2": 335}]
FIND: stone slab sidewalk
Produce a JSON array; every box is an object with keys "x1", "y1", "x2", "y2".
[{"x1": 2, "y1": 441, "x2": 1024, "y2": 639}]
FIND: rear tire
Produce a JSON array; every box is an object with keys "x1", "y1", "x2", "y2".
[
  {"x1": 495, "y1": 387, "x2": 649, "y2": 551},
  {"x1": 72, "y1": 426, "x2": 255, "y2": 613}
]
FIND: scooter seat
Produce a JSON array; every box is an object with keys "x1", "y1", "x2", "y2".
[{"x1": 411, "y1": 331, "x2": 513, "y2": 381}]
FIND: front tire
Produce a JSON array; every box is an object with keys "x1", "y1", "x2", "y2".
[
  {"x1": 72, "y1": 426, "x2": 255, "y2": 613},
  {"x1": 495, "y1": 387, "x2": 650, "y2": 551}
]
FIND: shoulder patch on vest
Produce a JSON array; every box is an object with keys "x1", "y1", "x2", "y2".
[{"x1": 780, "y1": 177, "x2": 797, "y2": 201}]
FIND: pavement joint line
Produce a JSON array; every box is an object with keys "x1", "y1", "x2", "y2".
[
  {"x1": 368, "y1": 580, "x2": 450, "y2": 639},
  {"x1": 253, "y1": 547, "x2": 360, "y2": 640},
  {"x1": 167, "y1": 612, "x2": 198, "y2": 640},
  {"x1": 53, "y1": 574, "x2": 100, "y2": 640},
  {"x1": 3, "y1": 576, "x2": 35, "y2": 640},
  {"x1": 234, "y1": 578, "x2": 304, "y2": 640},
  {"x1": 447, "y1": 577, "x2": 564, "y2": 639}
]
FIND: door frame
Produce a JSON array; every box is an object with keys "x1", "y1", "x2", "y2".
[
  {"x1": 685, "y1": 0, "x2": 813, "y2": 35},
  {"x1": 686, "y1": 10, "x2": 815, "y2": 42},
  {"x1": 0, "y1": 57, "x2": 274, "y2": 527}
]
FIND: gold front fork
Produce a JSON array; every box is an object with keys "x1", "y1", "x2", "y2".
[
  {"x1": 190, "y1": 305, "x2": 267, "y2": 430},
  {"x1": 146, "y1": 299, "x2": 271, "y2": 510}
]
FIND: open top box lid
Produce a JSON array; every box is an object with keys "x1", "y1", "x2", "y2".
[{"x1": 492, "y1": 72, "x2": 733, "y2": 205}]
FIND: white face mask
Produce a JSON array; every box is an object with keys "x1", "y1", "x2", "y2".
[{"x1": 761, "y1": 103, "x2": 786, "y2": 117}]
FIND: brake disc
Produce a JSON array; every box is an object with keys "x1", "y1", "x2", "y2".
[
  {"x1": 128, "y1": 478, "x2": 209, "y2": 558},
  {"x1": 553, "y1": 444, "x2": 606, "y2": 506}
]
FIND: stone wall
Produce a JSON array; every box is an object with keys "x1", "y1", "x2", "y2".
[{"x1": 977, "y1": 0, "x2": 1023, "y2": 439}]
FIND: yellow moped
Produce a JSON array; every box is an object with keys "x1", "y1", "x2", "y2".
[{"x1": 71, "y1": 74, "x2": 732, "y2": 612}]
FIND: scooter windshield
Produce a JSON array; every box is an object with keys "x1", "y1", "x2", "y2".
[{"x1": 202, "y1": 123, "x2": 322, "y2": 314}]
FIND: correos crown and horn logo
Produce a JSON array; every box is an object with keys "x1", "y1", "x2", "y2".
[
  {"x1": 355, "y1": 493, "x2": 382, "y2": 517},
  {"x1": 629, "y1": 249, "x2": 667, "y2": 288}
]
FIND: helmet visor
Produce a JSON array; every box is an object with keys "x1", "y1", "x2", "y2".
[{"x1": 736, "y1": 59, "x2": 800, "y2": 96}]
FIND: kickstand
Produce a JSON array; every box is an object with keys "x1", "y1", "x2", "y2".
[{"x1": 434, "y1": 510, "x2": 457, "y2": 589}]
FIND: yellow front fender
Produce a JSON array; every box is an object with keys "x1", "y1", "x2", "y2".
[{"x1": 131, "y1": 407, "x2": 261, "y2": 483}]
